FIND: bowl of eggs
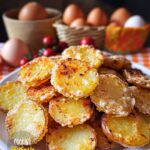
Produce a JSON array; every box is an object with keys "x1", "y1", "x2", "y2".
[
  {"x1": 105, "y1": 8, "x2": 150, "y2": 54},
  {"x1": 2, "y1": 2, "x2": 61, "y2": 51},
  {"x1": 53, "y1": 4, "x2": 107, "y2": 48}
]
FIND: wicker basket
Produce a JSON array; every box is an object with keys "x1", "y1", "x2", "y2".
[{"x1": 53, "y1": 20, "x2": 105, "y2": 48}]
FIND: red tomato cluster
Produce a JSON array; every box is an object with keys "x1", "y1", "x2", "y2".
[{"x1": 20, "y1": 36, "x2": 68, "y2": 66}]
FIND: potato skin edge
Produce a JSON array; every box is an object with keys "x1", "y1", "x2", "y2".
[{"x1": 101, "y1": 114, "x2": 150, "y2": 148}]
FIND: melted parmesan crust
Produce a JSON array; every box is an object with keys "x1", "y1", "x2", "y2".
[
  {"x1": 102, "y1": 113, "x2": 150, "y2": 148},
  {"x1": 49, "y1": 96, "x2": 93, "y2": 127},
  {"x1": 5, "y1": 100, "x2": 48, "y2": 145},
  {"x1": 103, "y1": 55, "x2": 131, "y2": 70},
  {"x1": 62, "y1": 45, "x2": 103, "y2": 68},
  {"x1": 51, "y1": 58, "x2": 99, "y2": 99},
  {"x1": 98, "y1": 67, "x2": 119, "y2": 75},
  {"x1": 123, "y1": 69, "x2": 150, "y2": 89},
  {"x1": 46, "y1": 124, "x2": 96, "y2": 150},
  {"x1": 90, "y1": 74, "x2": 135, "y2": 116},
  {"x1": 18, "y1": 57, "x2": 57, "y2": 87},
  {"x1": 130, "y1": 86, "x2": 150, "y2": 115},
  {"x1": 26, "y1": 84, "x2": 57, "y2": 104},
  {"x1": 0, "y1": 81, "x2": 26, "y2": 112}
]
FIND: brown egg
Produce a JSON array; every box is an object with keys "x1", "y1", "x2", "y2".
[
  {"x1": 110, "y1": 8, "x2": 131, "y2": 26},
  {"x1": 1, "y1": 39, "x2": 29, "y2": 67},
  {"x1": 63, "y1": 4, "x2": 84, "y2": 25},
  {"x1": 70, "y1": 18, "x2": 86, "y2": 27},
  {"x1": 87, "y1": 7, "x2": 108, "y2": 26},
  {"x1": 19, "y1": 2, "x2": 48, "y2": 20}
]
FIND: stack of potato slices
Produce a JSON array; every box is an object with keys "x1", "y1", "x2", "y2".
[{"x1": 0, "y1": 45, "x2": 150, "y2": 149}]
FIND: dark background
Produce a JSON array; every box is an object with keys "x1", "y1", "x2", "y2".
[{"x1": 0, "y1": 0, "x2": 150, "y2": 45}]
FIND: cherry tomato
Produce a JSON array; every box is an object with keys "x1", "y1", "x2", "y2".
[
  {"x1": 80, "y1": 36, "x2": 94, "y2": 45},
  {"x1": 59, "y1": 41, "x2": 68, "y2": 51},
  {"x1": 42, "y1": 48, "x2": 55, "y2": 57},
  {"x1": 20, "y1": 58, "x2": 29, "y2": 66},
  {"x1": 43, "y1": 36, "x2": 54, "y2": 46}
]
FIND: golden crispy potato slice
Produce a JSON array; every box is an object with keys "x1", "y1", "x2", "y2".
[
  {"x1": 99, "y1": 67, "x2": 127, "y2": 82},
  {"x1": 103, "y1": 55, "x2": 131, "y2": 70},
  {"x1": 49, "y1": 96, "x2": 93, "y2": 127},
  {"x1": 123, "y1": 69, "x2": 150, "y2": 89},
  {"x1": 90, "y1": 74, "x2": 135, "y2": 116},
  {"x1": 46, "y1": 124, "x2": 96, "y2": 150},
  {"x1": 18, "y1": 57, "x2": 57, "y2": 88},
  {"x1": 98, "y1": 67, "x2": 119, "y2": 75},
  {"x1": 49, "y1": 55, "x2": 62, "y2": 60},
  {"x1": 26, "y1": 83, "x2": 57, "y2": 104},
  {"x1": 130, "y1": 86, "x2": 150, "y2": 115},
  {"x1": 101, "y1": 113, "x2": 150, "y2": 148},
  {"x1": 51, "y1": 58, "x2": 99, "y2": 99},
  {"x1": 142, "y1": 115, "x2": 150, "y2": 134},
  {"x1": 62, "y1": 45, "x2": 103, "y2": 68},
  {"x1": 91, "y1": 119, "x2": 119, "y2": 150},
  {"x1": 98, "y1": 67, "x2": 126, "y2": 82},
  {"x1": 5, "y1": 100, "x2": 48, "y2": 145},
  {"x1": 0, "y1": 81, "x2": 26, "y2": 112}
]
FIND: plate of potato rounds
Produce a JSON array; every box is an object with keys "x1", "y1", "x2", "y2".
[{"x1": 0, "y1": 45, "x2": 150, "y2": 150}]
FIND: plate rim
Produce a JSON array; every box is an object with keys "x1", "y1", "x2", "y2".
[{"x1": 0, "y1": 63, "x2": 150, "y2": 150}]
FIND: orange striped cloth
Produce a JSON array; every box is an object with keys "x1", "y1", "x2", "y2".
[
  {"x1": 123, "y1": 48, "x2": 150, "y2": 68},
  {"x1": 0, "y1": 47, "x2": 150, "y2": 81}
]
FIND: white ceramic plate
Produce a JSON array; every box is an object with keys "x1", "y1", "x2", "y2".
[{"x1": 0, "y1": 63, "x2": 150, "y2": 150}]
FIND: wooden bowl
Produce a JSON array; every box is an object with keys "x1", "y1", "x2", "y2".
[{"x1": 3, "y1": 8, "x2": 61, "y2": 51}]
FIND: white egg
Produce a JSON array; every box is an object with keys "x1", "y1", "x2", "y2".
[{"x1": 124, "y1": 15, "x2": 145, "y2": 27}]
